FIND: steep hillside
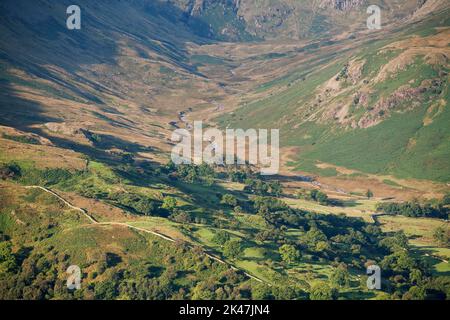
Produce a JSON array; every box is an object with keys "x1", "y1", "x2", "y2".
[
  {"x1": 164, "y1": 0, "x2": 444, "y2": 40},
  {"x1": 0, "y1": 0, "x2": 233, "y2": 166},
  {"x1": 217, "y1": 8, "x2": 450, "y2": 182}
]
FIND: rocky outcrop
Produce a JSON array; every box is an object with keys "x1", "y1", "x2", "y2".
[
  {"x1": 356, "y1": 79, "x2": 444, "y2": 128},
  {"x1": 320, "y1": 0, "x2": 365, "y2": 11}
]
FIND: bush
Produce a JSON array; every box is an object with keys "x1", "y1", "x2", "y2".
[
  {"x1": 212, "y1": 231, "x2": 231, "y2": 246},
  {"x1": 113, "y1": 193, "x2": 163, "y2": 216},
  {"x1": 221, "y1": 194, "x2": 238, "y2": 207},
  {"x1": 0, "y1": 163, "x2": 21, "y2": 180},
  {"x1": 310, "y1": 189, "x2": 329, "y2": 205},
  {"x1": 162, "y1": 196, "x2": 177, "y2": 212},
  {"x1": 310, "y1": 282, "x2": 339, "y2": 300},
  {"x1": 433, "y1": 226, "x2": 450, "y2": 247},
  {"x1": 223, "y1": 240, "x2": 242, "y2": 260},
  {"x1": 279, "y1": 244, "x2": 300, "y2": 264}
]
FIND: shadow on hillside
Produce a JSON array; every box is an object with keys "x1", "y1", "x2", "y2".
[
  {"x1": 0, "y1": 82, "x2": 60, "y2": 129},
  {"x1": 0, "y1": 0, "x2": 210, "y2": 89},
  {"x1": 270, "y1": 174, "x2": 315, "y2": 183}
]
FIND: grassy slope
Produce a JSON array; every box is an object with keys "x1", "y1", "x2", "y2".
[{"x1": 217, "y1": 12, "x2": 450, "y2": 182}]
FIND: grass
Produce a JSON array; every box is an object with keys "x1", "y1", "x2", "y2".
[
  {"x1": 382, "y1": 179, "x2": 402, "y2": 188},
  {"x1": 284, "y1": 197, "x2": 376, "y2": 222},
  {"x1": 191, "y1": 55, "x2": 226, "y2": 66},
  {"x1": 293, "y1": 99, "x2": 449, "y2": 181},
  {"x1": 217, "y1": 59, "x2": 345, "y2": 130},
  {"x1": 217, "y1": 20, "x2": 450, "y2": 182},
  {"x1": 1, "y1": 133, "x2": 40, "y2": 145}
]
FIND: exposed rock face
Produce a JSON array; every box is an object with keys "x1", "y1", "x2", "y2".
[
  {"x1": 320, "y1": 0, "x2": 364, "y2": 11},
  {"x1": 172, "y1": 0, "x2": 241, "y2": 16},
  {"x1": 356, "y1": 78, "x2": 444, "y2": 128},
  {"x1": 160, "y1": 0, "x2": 436, "y2": 40}
]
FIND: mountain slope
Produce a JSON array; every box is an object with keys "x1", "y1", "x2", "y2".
[
  {"x1": 217, "y1": 8, "x2": 450, "y2": 181},
  {"x1": 164, "y1": 0, "x2": 447, "y2": 40}
]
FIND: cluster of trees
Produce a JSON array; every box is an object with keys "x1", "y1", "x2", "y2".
[
  {"x1": 225, "y1": 166, "x2": 283, "y2": 196},
  {"x1": 433, "y1": 225, "x2": 449, "y2": 248},
  {"x1": 376, "y1": 200, "x2": 449, "y2": 219},
  {"x1": 109, "y1": 192, "x2": 167, "y2": 217},
  {"x1": 279, "y1": 244, "x2": 300, "y2": 265},
  {"x1": 227, "y1": 168, "x2": 251, "y2": 183},
  {"x1": 211, "y1": 230, "x2": 243, "y2": 260},
  {"x1": 223, "y1": 240, "x2": 243, "y2": 260},
  {"x1": 376, "y1": 231, "x2": 450, "y2": 299},
  {"x1": 163, "y1": 162, "x2": 216, "y2": 185},
  {"x1": 309, "y1": 283, "x2": 339, "y2": 300},
  {"x1": 0, "y1": 228, "x2": 257, "y2": 300},
  {"x1": 212, "y1": 230, "x2": 231, "y2": 245},
  {"x1": 221, "y1": 194, "x2": 238, "y2": 208},
  {"x1": 247, "y1": 195, "x2": 450, "y2": 300},
  {"x1": 297, "y1": 189, "x2": 329, "y2": 205},
  {"x1": 244, "y1": 179, "x2": 282, "y2": 197},
  {"x1": 250, "y1": 196, "x2": 381, "y2": 267}
]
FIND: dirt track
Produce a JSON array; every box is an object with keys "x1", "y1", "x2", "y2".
[{"x1": 25, "y1": 185, "x2": 267, "y2": 285}]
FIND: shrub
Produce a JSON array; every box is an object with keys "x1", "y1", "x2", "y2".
[
  {"x1": 0, "y1": 163, "x2": 21, "y2": 180},
  {"x1": 212, "y1": 230, "x2": 231, "y2": 246},
  {"x1": 221, "y1": 194, "x2": 238, "y2": 207},
  {"x1": 279, "y1": 244, "x2": 300, "y2": 264},
  {"x1": 223, "y1": 239, "x2": 242, "y2": 260}
]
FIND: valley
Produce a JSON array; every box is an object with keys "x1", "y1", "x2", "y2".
[{"x1": 0, "y1": 0, "x2": 449, "y2": 300}]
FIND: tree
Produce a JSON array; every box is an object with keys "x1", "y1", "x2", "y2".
[
  {"x1": 330, "y1": 264, "x2": 350, "y2": 288},
  {"x1": 310, "y1": 189, "x2": 328, "y2": 205},
  {"x1": 223, "y1": 240, "x2": 242, "y2": 260},
  {"x1": 316, "y1": 192, "x2": 329, "y2": 205},
  {"x1": 251, "y1": 283, "x2": 272, "y2": 300},
  {"x1": 162, "y1": 196, "x2": 177, "y2": 212},
  {"x1": 315, "y1": 241, "x2": 330, "y2": 252},
  {"x1": 366, "y1": 189, "x2": 374, "y2": 199},
  {"x1": 134, "y1": 198, "x2": 160, "y2": 216},
  {"x1": 121, "y1": 153, "x2": 135, "y2": 164},
  {"x1": 94, "y1": 280, "x2": 117, "y2": 299},
  {"x1": 409, "y1": 269, "x2": 423, "y2": 285},
  {"x1": 212, "y1": 231, "x2": 231, "y2": 245},
  {"x1": 279, "y1": 244, "x2": 300, "y2": 265},
  {"x1": 433, "y1": 226, "x2": 449, "y2": 247},
  {"x1": 0, "y1": 241, "x2": 16, "y2": 273},
  {"x1": 402, "y1": 286, "x2": 426, "y2": 300},
  {"x1": 192, "y1": 281, "x2": 215, "y2": 300},
  {"x1": 221, "y1": 194, "x2": 238, "y2": 207},
  {"x1": 169, "y1": 210, "x2": 191, "y2": 224},
  {"x1": 305, "y1": 227, "x2": 327, "y2": 249},
  {"x1": 297, "y1": 189, "x2": 309, "y2": 200},
  {"x1": 310, "y1": 282, "x2": 338, "y2": 300},
  {"x1": 269, "y1": 181, "x2": 282, "y2": 197},
  {"x1": 442, "y1": 193, "x2": 450, "y2": 206}
]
